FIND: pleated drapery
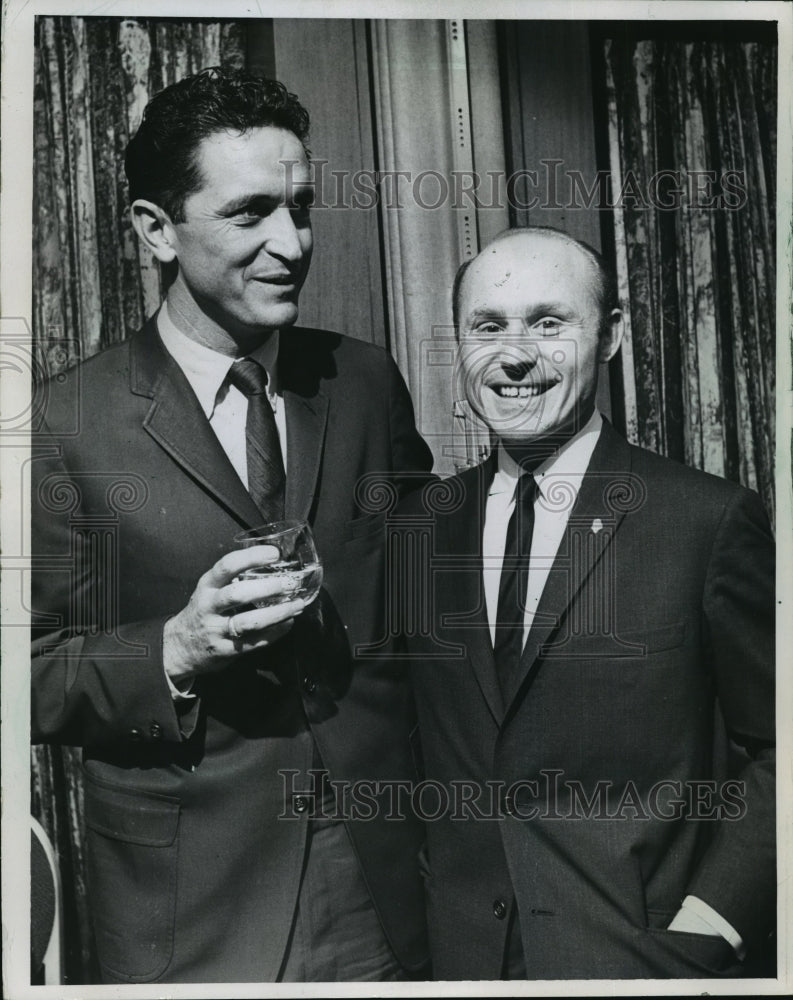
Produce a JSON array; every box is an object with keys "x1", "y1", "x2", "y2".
[
  {"x1": 32, "y1": 17, "x2": 247, "y2": 982},
  {"x1": 604, "y1": 37, "x2": 776, "y2": 523}
]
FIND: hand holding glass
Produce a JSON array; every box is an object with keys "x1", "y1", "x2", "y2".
[{"x1": 233, "y1": 520, "x2": 323, "y2": 608}]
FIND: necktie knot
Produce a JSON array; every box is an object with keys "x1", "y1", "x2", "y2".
[
  {"x1": 228, "y1": 358, "x2": 268, "y2": 397},
  {"x1": 515, "y1": 472, "x2": 539, "y2": 507}
]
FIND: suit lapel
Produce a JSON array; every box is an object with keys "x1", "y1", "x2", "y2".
[
  {"x1": 282, "y1": 388, "x2": 329, "y2": 522},
  {"x1": 130, "y1": 318, "x2": 264, "y2": 528},
  {"x1": 501, "y1": 421, "x2": 635, "y2": 710},
  {"x1": 440, "y1": 456, "x2": 504, "y2": 725}
]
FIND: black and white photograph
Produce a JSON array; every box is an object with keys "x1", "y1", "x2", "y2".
[{"x1": 1, "y1": 1, "x2": 791, "y2": 996}]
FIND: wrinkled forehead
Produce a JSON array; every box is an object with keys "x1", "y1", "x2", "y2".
[{"x1": 460, "y1": 232, "x2": 602, "y2": 315}]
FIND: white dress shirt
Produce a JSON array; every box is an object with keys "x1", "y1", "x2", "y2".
[
  {"x1": 482, "y1": 410, "x2": 743, "y2": 956},
  {"x1": 157, "y1": 300, "x2": 287, "y2": 480},
  {"x1": 483, "y1": 410, "x2": 602, "y2": 648}
]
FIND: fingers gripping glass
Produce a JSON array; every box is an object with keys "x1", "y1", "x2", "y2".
[{"x1": 233, "y1": 520, "x2": 323, "y2": 608}]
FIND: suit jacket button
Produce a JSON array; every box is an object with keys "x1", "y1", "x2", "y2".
[
  {"x1": 294, "y1": 795, "x2": 309, "y2": 813},
  {"x1": 129, "y1": 727, "x2": 142, "y2": 741},
  {"x1": 303, "y1": 677, "x2": 316, "y2": 694},
  {"x1": 150, "y1": 722, "x2": 162, "y2": 740},
  {"x1": 493, "y1": 899, "x2": 507, "y2": 920}
]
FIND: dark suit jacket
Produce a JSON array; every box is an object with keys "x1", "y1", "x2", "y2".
[
  {"x1": 31, "y1": 317, "x2": 433, "y2": 983},
  {"x1": 404, "y1": 419, "x2": 775, "y2": 980}
]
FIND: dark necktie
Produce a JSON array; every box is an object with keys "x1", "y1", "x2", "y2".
[
  {"x1": 227, "y1": 358, "x2": 285, "y2": 522},
  {"x1": 493, "y1": 472, "x2": 539, "y2": 697}
]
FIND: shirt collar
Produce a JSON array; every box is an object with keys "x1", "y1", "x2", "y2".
[
  {"x1": 157, "y1": 300, "x2": 280, "y2": 418},
  {"x1": 492, "y1": 410, "x2": 603, "y2": 500}
]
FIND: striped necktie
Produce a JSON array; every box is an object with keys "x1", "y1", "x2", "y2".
[{"x1": 227, "y1": 358, "x2": 285, "y2": 522}]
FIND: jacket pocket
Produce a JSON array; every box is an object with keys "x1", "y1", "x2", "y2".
[
  {"x1": 544, "y1": 621, "x2": 688, "y2": 660},
  {"x1": 617, "y1": 621, "x2": 687, "y2": 654},
  {"x1": 645, "y1": 925, "x2": 741, "y2": 976},
  {"x1": 83, "y1": 775, "x2": 180, "y2": 982}
]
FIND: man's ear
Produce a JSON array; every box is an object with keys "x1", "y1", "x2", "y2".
[
  {"x1": 130, "y1": 199, "x2": 178, "y2": 263},
  {"x1": 598, "y1": 308, "x2": 625, "y2": 364}
]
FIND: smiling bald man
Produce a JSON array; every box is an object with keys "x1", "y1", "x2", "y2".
[{"x1": 402, "y1": 226, "x2": 775, "y2": 980}]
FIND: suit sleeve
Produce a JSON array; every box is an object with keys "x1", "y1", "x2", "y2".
[
  {"x1": 686, "y1": 486, "x2": 775, "y2": 956},
  {"x1": 385, "y1": 352, "x2": 434, "y2": 494},
  {"x1": 30, "y1": 428, "x2": 199, "y2": 748}
]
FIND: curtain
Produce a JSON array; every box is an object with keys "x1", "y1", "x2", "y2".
[
  {"x1": 604, "y1": 37, "x2": 776, "y2": 524},
  {"x1": 32, "y1": 17, "x2": 247, "y2": 983},
  {"x1": 369, "y1": 19, "x2": 479, "y2": 475},
  {"x1": 34, "y1": 17, "x2": 246, "y2": 369}
]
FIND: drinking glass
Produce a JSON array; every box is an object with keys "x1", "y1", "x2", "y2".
[{"x1": 233, "y1": 520, "x2": 323, "y2": 608}]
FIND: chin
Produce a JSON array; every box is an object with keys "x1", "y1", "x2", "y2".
[
  {"x1": 254, "y1": 303, "x2": 300, "y2": 331},
  {"x1": 482, "y1": 404, "x2": 546, "y2": 440}
]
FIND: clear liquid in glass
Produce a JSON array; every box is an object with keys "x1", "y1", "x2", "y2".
[{"x1": 239, "y1": 560, "x2": 323, "y2": 608}]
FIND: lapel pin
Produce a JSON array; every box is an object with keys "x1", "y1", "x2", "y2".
[{"x1": 591, "y1": 518, "x2": 603, "y2": 534}]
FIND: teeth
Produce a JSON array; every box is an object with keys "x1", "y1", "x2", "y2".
[{"x1": 497, "y1": 385, "x2": 543, "y2": 398}]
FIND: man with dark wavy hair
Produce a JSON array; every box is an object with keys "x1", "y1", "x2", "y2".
[{"x1": 31, "y1": 67, "x2": 431, "y2": 983}]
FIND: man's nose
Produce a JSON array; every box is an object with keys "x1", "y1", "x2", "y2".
[
  {"x1": 264, "y1": 206, "x2": 307, "y2": 262},
  {"x1": 500, "y1": 352, "x2": 538, "y2": 382}
]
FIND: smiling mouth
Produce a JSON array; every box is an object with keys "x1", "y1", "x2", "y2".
[{"x1": 491, "y1": 376, "x2": 560, "y2": 398}]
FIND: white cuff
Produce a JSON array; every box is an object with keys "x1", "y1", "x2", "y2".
[
  {"x1": 668, "y1": 895, "x2": 745, "y2": 959},
  {"x1": 165, "y1": 669, "x2": 196, "y2": 702}
]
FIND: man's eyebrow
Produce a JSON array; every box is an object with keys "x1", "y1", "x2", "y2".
[
  {"x1": 466, "y1": 302, "x2": 577, "y2": 323},
  {"x1": 525, "y1": 301, "x2": 575, "y2": 320},
  {"x1": 217, "y1": 192, "x2": 279, "y2": 215},
  {"x1": 216, "y1": 187, "x2": 314, "y2": 215},
  {"x1": 465, "y1": 306, "x2": 508, "y2": 324}
]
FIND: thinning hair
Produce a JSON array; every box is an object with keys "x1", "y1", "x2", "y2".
[{"x1": 451, "y1": 226, "x2": 619, "y2": 337}]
